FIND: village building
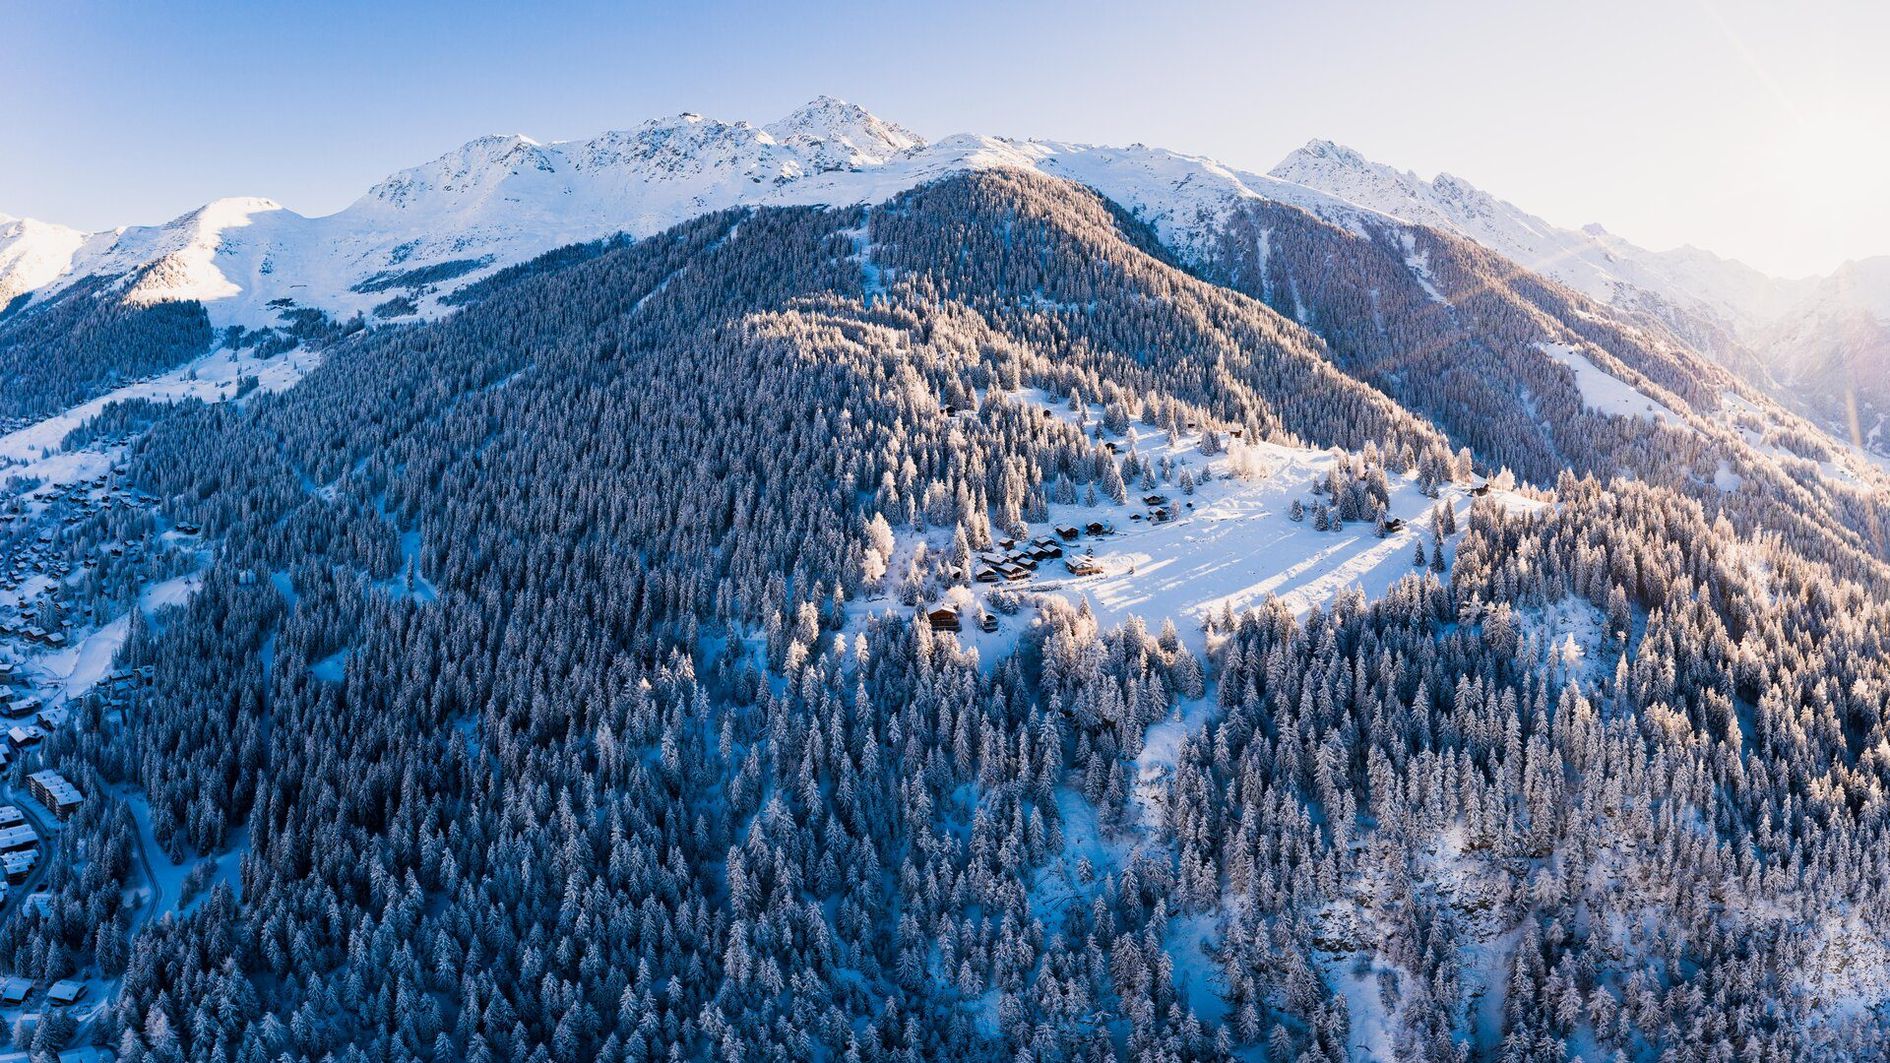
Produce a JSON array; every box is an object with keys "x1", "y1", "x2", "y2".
[
  {"x1": 26, "y1": 771, "x2": 81, "y2": 819},
  {"x1": 3, "y1": 851, "x2": 34, "y2": 885},
  {"x1": 0, "y1": 825, "x2": 38, "y2": 854}
]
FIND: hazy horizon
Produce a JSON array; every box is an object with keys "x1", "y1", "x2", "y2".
[{"x1": 4, "y1": 0, "x2": 1885, "y2": 278}]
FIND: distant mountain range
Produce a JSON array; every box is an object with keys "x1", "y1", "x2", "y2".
[{"x1": 2, "y1": 96, "x2": 1885, "y2": 451}]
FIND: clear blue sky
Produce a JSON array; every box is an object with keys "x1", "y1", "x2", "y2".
[{"x1": 4, "y1": 0, "x2": 1886, "y2": 276}]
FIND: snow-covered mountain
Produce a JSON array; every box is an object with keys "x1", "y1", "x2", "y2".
[
  {"x1": 1268, "y1": 140, "x2": 1818, "y2": 347},
  {"x1": 3, "y1": 95, "x2": 1884, "y2": 454},
  {"x1": 0, "y1": 100, "x2": 981, "y2": 327},
  {"x1": 0, "y1": 98, "x2": 1374, "y2": 333},
  {"x1": 0, "y1": 213, "x2": 87, "y2": 308},
  {"x1": 1756, "y1": 257, "x2": 1890, "y2": 445},
  {"x1": 9, "y1": 93, "x2": 1890, "y2": 1063},
  {"x1": 1263, "y1": 139, "x2": 1890, "y2": 452}
]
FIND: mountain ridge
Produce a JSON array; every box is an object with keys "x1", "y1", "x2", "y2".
[
  {"x1": 4, "y1": 96, "x2": 1887, "y2": 454},
  {"x1": 0, "y1": 99, "x2": 1838, "y2": 331}
]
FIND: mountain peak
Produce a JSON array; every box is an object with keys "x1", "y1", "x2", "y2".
[
  {"x1": 365, "y1": 133, "x2": 560, "y2": 210},
  {"x1": 763, "y1": 96, "x2": 924, "y2": 166},
  {"x1": 1279, "y1": 138, "x2": 1378, "y2": 172},
  {"x1": 1269, "y1": 140, "x2": 1433, "y2": 201},
  {"x1": 0, "y1": 211, "x2": 89, "y2": 305}
]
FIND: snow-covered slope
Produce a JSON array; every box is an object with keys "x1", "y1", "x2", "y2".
[
  {"x1": 1263, "y1": 140, "x2": 1890, "y2": 435},
  {"x1": 1758, "y1": 256, "x2": 1890, "y2": 448},
  {"x1": 1766, "y1": 256, "x2": 1890, "y2": 367},
  {"x1": 868, "y1": 387, "x2": 1521, "y2": 672},
  {"x1": 1269, "y1": 141, "x2": 1827, "y2": 347},
  {"x1": 1018, "y1": 141, "x2": 1364, "y2": 259}
]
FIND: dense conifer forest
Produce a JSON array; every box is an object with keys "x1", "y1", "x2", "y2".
[{"x1": 2, "y1": 169, "x2": 1888, "y2": 1063}]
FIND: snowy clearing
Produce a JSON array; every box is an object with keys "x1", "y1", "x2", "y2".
[
  {"x1": 0, "y1": 343, "x2": 319, "y2": 489},
  {"x1": 858, "y1": 387, "x2": 1537, "y2": 667},
  {"x1": 1539, "y1": 341, "x2": 1686, "y2": 428}
]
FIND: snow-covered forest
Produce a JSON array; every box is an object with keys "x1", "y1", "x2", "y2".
[{"x1": 0, "y1": 146, "x2": 1888, "y2": 1063}]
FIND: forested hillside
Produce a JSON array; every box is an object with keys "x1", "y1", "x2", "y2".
[
  {"x1": 1198, "y1": 200, "x2": 1890, "y2": 575},
  {"x1": 0, "y1": 273, "x2": 212, "y2": 422},
  {"x1": 1, "y1": 167, "x2": 1887, "y2": 1063}
]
